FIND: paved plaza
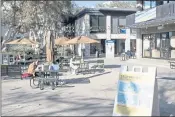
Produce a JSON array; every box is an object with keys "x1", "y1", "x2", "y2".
[{"x1": 2, "y1": 57, "x2": 175, "y2": 116}]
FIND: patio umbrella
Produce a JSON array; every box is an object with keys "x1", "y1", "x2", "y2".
[
  {"x1": 55, "y1": 37, "x2": 69, "y2": 57},
  {"x1": 66, "y1": 36, "x2": 99, "y2": 44},
  {"x1": 55, "y1": 37, "x2": 69, "y2": 45},
  {"x1": 66, "y1": 36, "x2": 99, "y2": 59},
  {"x1": 5, "y1": 38, "x2": 38, "y2": 59},
  {"x1": 5, "y1": 38, "x2": 38, "y2": 71},
  {"x1": 5, "y1": 38, "x2": 38, "y2": 45}
]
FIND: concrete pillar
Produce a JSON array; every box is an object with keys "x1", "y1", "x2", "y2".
[
  {"x1": 84, "y1": 14, "x2": 90, "y2": 57},
  {"x1": 125, "y1": 28, "x2": 131, "y2": 52},
  {"x1": 106, "y1": 15, "x2": 111, "y2": 40},
  {"x1": 136, "y1": 29, "x2": 142, "y2": 59}
]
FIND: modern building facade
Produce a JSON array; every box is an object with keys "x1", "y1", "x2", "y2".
[
  {"x1": 126, "y1": 1, "x2": 175, "y2": 60},
  {"x1": 69, "y1": 8, "x2": 137, "y2": 57}
]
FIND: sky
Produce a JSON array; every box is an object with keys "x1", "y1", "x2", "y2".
[
  {"x1": 74, "y1": 1, "x2": 156, "y2": 8},
  {"x1": 74, "y1": 1, "x2": 103, "y2": 7}
]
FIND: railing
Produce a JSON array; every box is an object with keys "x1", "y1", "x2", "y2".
[
  {"x1": 156, "y1": 2, "x2": 175, "y2": 19},
  {"x1": 126, "y1": 2, "x2": 175, "y2": 27},
  {"x1": 90, "y1": 26, "x2": 106, "y2": 33}
]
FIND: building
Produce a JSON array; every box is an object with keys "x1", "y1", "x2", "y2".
[
  {"x1": 136, "y1": 0, "x2": 170, "y2": 11},
  {"x1": 126, "y1": 1, "x2": 175, "y2": 60},
  {"x1": 69, "y1": 8, "x2": 137, "y2": 57}
]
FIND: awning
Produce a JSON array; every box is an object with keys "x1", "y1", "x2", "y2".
[{"x1": 127, "y1": 16, "x2": 175, "y2": 29}]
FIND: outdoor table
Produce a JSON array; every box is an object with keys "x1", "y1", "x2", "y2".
[{"x1": 34, "y1": 70, "x2": 59, "y2": 90}]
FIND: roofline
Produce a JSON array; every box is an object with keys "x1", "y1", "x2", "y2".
[{"x1": 74, "y1": 8, "x2": 138, "y2": 19}]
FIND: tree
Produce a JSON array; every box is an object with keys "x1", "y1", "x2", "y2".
[
  {"x1": 1, "y1": 0, "x2": 74, "y2": 51},
  {"x1": 96, "y1": 1, "x2": 137, "y2": 9}
]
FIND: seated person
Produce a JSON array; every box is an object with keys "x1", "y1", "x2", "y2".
[
  {"x1": 22, "y1": 60, "x2": 39, "y2": 79},
  {"x1": 49, "y1": 61, "x2": 59, "y2": 71},
  {"x1": 70, "y1": 57, "x2": 79, "y2": 74}
]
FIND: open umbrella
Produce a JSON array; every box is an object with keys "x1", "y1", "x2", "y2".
[
  {"x1": 55, "y1": 37, "x2": 69, "y2": 57},
  {"x1": 5, "y1": 38, "x2": 38, "y2": 45},
  {"x1": 66, "y1": 36, "x2": 99, "y2": 59},
  {"x1": 66, "y1": 36, "x2": 99, "y2": 44},
  {"x1": 55, "y1": 37, "x2": 69, "y2": 45},
  {"x1": 5, "y1": 38, "x2": 38, "y2": 71}
]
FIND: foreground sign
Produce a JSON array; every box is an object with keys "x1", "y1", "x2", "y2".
[{"x1": 113, "y1": 66, "x2": 159, "y2": 116}]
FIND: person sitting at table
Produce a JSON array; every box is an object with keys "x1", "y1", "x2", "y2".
[
  {"x1": 70, "y1": 57, "x2": 79, "y2": 74},
  {"x1": 49, "y1": 61, "x2": 59, "y2": 71},
  {"x1": 22, "y1": 60, "x2": 39, "y2": 79}
]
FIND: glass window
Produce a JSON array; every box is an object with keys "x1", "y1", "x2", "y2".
[
  {"x1": 118, "y1": 18, "x2": 126, "y2": 34},
  {"x1": 170, "y1": 31, "x2": 175, "y2": 58},
  {"x1": 111, "y1": 16, "x2": 118, "y2": 34},
  {"x1": 143, "y1": 35, "x2": 151, "y2": 57},
  {"x1": 90, "y1": 15, "x2": 98, "y2": 32},
  {"x1": 118, "y1": 18, "x2": 126, "y2": 27},
  {"x1": 152, "y1": 34, "x2": 160, "y2": 58},
  {"x1": 90, "y1": 15, "x2": 106, "y2": 33},
  {"x1": 98, "y1": 16, "x2": 106, "y2": 32},
  {"x1": 143, "y1": 0, "x2": 156, "y2": 9},
  {"x1": 160, "y1": 32, "x2": 170, "y2": 59}
]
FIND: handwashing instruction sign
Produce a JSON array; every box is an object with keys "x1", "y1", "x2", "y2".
[{"x1": 113, "y1": 66, "x2": 159, "y2": 116}]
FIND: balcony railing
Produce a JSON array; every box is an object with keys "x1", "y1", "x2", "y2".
[
  {"x1": 90, "y1": 26, "x2": 106, "y2": 33},
  {"x1": 156, "y1": 2, "x2": 175, "y2": 19},
  {"x1": 126, "y1": 2, "x2": 175, "y2": 27}
]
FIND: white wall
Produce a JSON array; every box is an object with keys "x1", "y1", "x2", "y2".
[
  {"x1": 136, "y1": 29, "x2": 142, "y2": 59},
  {"x1": 106, "y1": 15, "x2": 111, "y2": 40},
  {"x1": 125, "y1": 28, "x2": 131, "y2": 52}
]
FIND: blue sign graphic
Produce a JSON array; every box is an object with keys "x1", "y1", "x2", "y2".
[
  {"x1": 118, "y1": 81, "x2": 140, "y2": 93},
  {"x1": 117, "y1": 92, "x2": 138, "y2": 106}
]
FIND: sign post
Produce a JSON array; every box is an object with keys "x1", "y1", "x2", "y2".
[
  {"x1": 105, "y1": 40, "x2": 115, "y2": 58},
  {"x1": 113, "y1": 66, "x2": 159, "y2": 116}
]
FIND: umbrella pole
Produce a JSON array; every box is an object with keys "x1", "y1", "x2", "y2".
[{"x1": 23, "y1": 48, "x2": 25, "y2": 73}]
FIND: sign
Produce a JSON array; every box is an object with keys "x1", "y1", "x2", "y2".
[
  {"x1": 135, "y1": 7, "x2": 156, "y2": 23},
  {"x1": 105, "y1": 40, "x2": 115, "y2": 58},
  {"x1": 113, "y1": 66, "x2": 159, "y2": 116}
]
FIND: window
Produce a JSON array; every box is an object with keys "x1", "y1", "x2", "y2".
[
  {"x1": 143, "y1": 1, "x2": 156, "y2": 9},
  {"x1": 143, "y1": 35, "x2": 151, "y2": 57},
  {"x1": 118, "y1": 18, "x2": 126, "y2": 34},
  {"x1": 90, "y1": 15, "x2": 106, "y2": 33},
  {"x1": 111, "y1": 16, "x2": 118, "y2": 34}
]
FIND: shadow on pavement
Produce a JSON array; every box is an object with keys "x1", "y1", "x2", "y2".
[
  {"x1": 158, "y1": 79, "x2": 175, "y2": 116},
  {"x1": 63, "y1": 71, "x2": 111, "y2": 84},
  {"x1": 104, "y1": 65, "x2": 121, "y2": 69},
  {"x1": 2, "y1": 91, "x2": 114, "y2": 116}
]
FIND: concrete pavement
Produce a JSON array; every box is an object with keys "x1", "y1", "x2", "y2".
[{"x1": 2, "y1": 57, "x2": 175, "y2": 116}]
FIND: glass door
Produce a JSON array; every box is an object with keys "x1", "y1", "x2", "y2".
[
  {"x1": 150, "y1": 34, "x2": 156, "y2": 58},
  {"x1": 160, "y1": 32, "x2": 170, "y2": 59},
  {"x1": 143, "y1": 34, "x2": 151, "y2": 58}
]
